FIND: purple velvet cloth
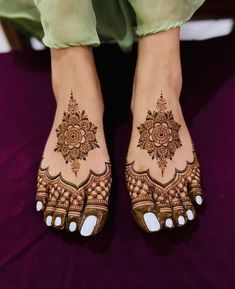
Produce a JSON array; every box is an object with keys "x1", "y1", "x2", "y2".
[{"x1": 0, "y1": 34, "x2": 235, "y2": 289}]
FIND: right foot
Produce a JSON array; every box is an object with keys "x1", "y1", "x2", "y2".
[{"x1": 35, "y1": 47, "x2": 112, "y2": 236}]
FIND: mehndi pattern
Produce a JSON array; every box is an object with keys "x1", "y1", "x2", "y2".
[
  {"x1": 125, "y1": 151, "x2": 203, "y2": 227},
  {"x1": 54, "y1": 91, "x2": 99, "y2": 176},
  {"x1": 137, "y1": 92, "x2": 182, "y2": 176},
  {"x1": 36, "y1": 162, "x2": 112, "y2": 231}
]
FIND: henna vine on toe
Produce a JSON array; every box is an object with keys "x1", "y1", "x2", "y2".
[
  {"x1": 137, "y1": 91, "x2": 182, "y2": 176},
  {"x1": 54, "y1": 91, "x2": 99, "y2": 176}
]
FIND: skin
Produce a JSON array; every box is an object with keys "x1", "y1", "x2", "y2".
[
  {"x1": 36, "y1": 27, "x2": 203, "y2": 236},
  {"x1": 126, "y1": 27, "x2": 203, "y2": 231},
  {"x1": 36, "y1": 46, "x2": 111, "y2": 236}
]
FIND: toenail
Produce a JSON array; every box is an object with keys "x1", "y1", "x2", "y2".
[
  {"x1": 178, "y1": 215, "x2": 185, "y2": 225},
  {"x1": 46, "y1": 215, "x2": 52, "y2": 226},
  {"x1": 54, "y1": 216, "x2": 62, "y2": 226},
  {"x1": 80, "y1": 215, "x2": 97, "y2": 236},
  {"x1": 186, "y1": 210, "x2": 194, "y2": 221},
  {"x1": 143, "y1": 212, "x2": 161, "y2": 232},
  {"x1": 165, "y1": 218, "x2": 173, "y2": 228},
  {"x1": 69, "y1": 222, "x2": 77, "y2": 232},
  {"x1": 196, "y1": 196, "x2": 203, "y2": 205},
  {"x1": 36, "y1": 201, "x2": 43, "y2": 211}
]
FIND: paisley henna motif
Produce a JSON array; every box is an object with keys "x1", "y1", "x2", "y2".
[
  {"x1": 125, "y1": 151, "x2": 203, "y2": 230},
  {"x1": 54, "y1": 91, "x2": 99, "y2": 176},
  {"x1": 137, "y1": 91, "x2": 182, "y2": 176}
]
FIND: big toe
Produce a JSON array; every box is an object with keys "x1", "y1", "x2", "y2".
[
  {"x1": 79, "y1": 208, "x2": 108, "y2": 237},
  {"x1": 132, "y1": 205, "x2": 161, "y2": 233}
]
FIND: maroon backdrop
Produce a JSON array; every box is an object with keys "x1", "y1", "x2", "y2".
[{"x1": 0, "y1": 32, "x2": 235, "y2": 289}]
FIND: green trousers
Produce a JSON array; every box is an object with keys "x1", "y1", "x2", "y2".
[{"x1": 0, "y1": 0, "x2": 205, "y2": 52}]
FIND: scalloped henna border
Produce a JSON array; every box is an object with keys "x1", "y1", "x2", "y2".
[
  {"x1": 125, "y1": 151, "x2": 198, "y2": 189},
  {"x1": 38, "y1": 161, "x2": 112, "y2": 190}
]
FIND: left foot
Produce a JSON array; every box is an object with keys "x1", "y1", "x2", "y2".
[
  {"x1": 125, "y1": 30, "x2": 204, "y2": 233},
  {"x1": 126, "y1": 91, "x2": 203, "y2": 233}
]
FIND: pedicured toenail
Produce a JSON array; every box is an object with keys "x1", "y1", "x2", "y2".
[
  {"x1": 69, "y1": 222, "x2": 77, "y2": 232},
  {"x1": 178, "y1": 216, "x2": 185, "y2": 225},
  {"x1": 196, "y1": 196, "x2": 203, "y2": 205},
  {"x1": 165, "y1": 218, "x2": 173, "y2": 228},
  {"x1": 143, "y1": 212, "x2": 161, "y2": 232},
  {"x1": 55, "y1": 216, "x2": 62, "y2": 226},
  {"x1": 46, "y1": 215, "x2": 52, "y2": 226},
  {"x1": 80, "y1": 215, "x2": 97, "y2": 236},
  {"x1": 186, "y1": 210, "x2": 194, "y2": 221},
  {"x1": 36, "y1": 201, "x2": 43, "y2": 211}
]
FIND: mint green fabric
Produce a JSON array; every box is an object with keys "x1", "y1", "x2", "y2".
[{"x1": 0, "y1": 0, "x2": 205, "y2": 52}]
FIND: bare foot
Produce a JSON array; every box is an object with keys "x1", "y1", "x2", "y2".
[
  {"x1": 36, "y1": 47, "x2": 111, "y2": 236},
  {"x1": 126, "y1": 29, "x2": 203, "y2": 233}
]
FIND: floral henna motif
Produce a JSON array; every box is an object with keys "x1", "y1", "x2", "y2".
[
  {"x1": 54, "y1": 91, "x2": 99, "y2": 176},
  {"x1": 137, "y1": 91, "x2": 182, "y2": 176},
  {"x1": 125, "y1": 151, "x2": 203, "y2": 220}
]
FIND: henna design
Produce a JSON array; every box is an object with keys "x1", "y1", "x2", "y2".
[
  {"x1": 137, "y1": 91, "x2": 182, "y2": 176},
  {"x1": 125, "y1": 151, "x2": 203, "y2": 216},
  {"x1": 36, "y1": 162, "x2": 112, "y2": 217},
  {"x1": 54, "y1": 91, "x2": 99, "y2": 176}
]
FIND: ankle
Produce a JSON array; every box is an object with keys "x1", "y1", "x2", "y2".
[
  {"x1": 130, "y1": 71, "x2": 182, "y2": 113},
  {"x1": 50, "y1": 47, "x2": 104, "y2": 114}
]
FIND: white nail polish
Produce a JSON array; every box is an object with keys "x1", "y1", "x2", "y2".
[
  {"x1": 80, "y1": 215, "x2": 97, "y2": 236},
  {"x1": 143, "y1": 212, "x2": 161, "y2": 232},
  {"x1": 55, "y1": 216, "x2": 62, "y2": 226},
  {"x1": 69, "y1": 222, "x2": 77, "y2": 232},
  {"x1": 178, "y1": 215, "x2": 185, "y2": 225},
  {"x1": 36, "y1": 201, "x2": 42, "y2": 211},
  {"x1": 186, "y1": 210, "x2": 194, "y2": 221},
  {"x1": 165, "y1": 218, "x2": 173, "y2": 228},
  {"x1": 46, "y1": 215, "x2": 52, "y2": 226},
  {"x1": 196, "y1": 196, "x2": 203, "y2": 205}
]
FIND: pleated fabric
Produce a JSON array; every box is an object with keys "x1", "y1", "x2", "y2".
[{"x1": 0, "y1": 0, "x2": 205, "y2": 51}]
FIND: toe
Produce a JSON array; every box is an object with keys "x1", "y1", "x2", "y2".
[
  {"x1": 153, "y1": 189, "x2": 174, "y2": 229},
  {"x1": 126, "y1": 170, "x2": 161, "y2": 233},
  {"x1": 52, "y1": 189, "x2": 71, "y2": 229},
  {"x1": 79, "y1": 207, "x2": 108, "y2": 236},
  {"x1": 178, "y1": 183, "x2": 196, "y2": 221},
  {"x1": 172, "y1": 208, "x2": 187, "y2": 227},
  {"x1": 188, "y1": 165, "x2": 204, "y2": 206},
  {"x1": 43, "y1": 183, "x2": 60, "y2": 227},
  {"x1": 165, "y1": 217, "x2": 174, "y2": 229},
  {"x1": 36, "y1": 173, "x2": 49, "y2": 212},
  {"x1": 80, "y1": 215, "x2": 98, "y2": 236},
  {"x1": 143, "y1": 212, "x2": 161, "y2": 232},
  {"x1": 186, "y1": 209, "x2": 194, "y2": 221},
  {"x1": 66, "y1": 189, "x2": 85, "y2": 233},
  {"x1": 168, "y1": 188, "x2": 187, "y2": 227},
  {"x1": 188, "y1": 179, "x2": 204, "y2": 206},
  {"x1": 78, "y1": 171, "x2": 112, "y2": 236},
  {"x1": 132, "y1": 204, "x2": 161, "y2": 233}
]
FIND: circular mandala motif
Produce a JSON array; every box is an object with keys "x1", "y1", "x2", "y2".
[
  {"x1": 137, "y1": 92, "x2": 182, "y2": 176},
  {"x1": 152, "y1": 125, "x2": 171, "y2": 145},
  {"x1": 54, "y1": 92, "x2": 99, "y2": 176},
  {"x1": 65, "y1": 127, "x2": 83, "y2": 145}
]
